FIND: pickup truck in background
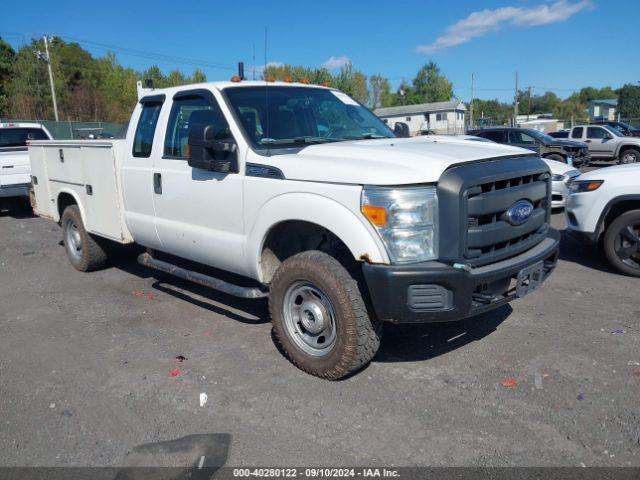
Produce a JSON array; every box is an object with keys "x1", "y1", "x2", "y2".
[
  {"x1": 565, "y1": 164, "x2": 640, "y2": 277},
  {"x1": 568, "y1": 124, "x2": 640, "y2": 164},
  {"x1": 1, "y1": 122, "x2": 52, "y2": 202},
  {"x1": 30, "y1": 80, "x2": 559, "y2": 379}
]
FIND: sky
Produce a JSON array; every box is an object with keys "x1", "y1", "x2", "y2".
[{"x1": 2, "y1": 0, "x2": 639, "y2": 102}]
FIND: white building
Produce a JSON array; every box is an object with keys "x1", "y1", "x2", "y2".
[
  {"x1": 588, "y1": 99, "x2": 617, "y2": 121},
  {"x1": 374, "y1": 100, "x2": 467, "y2": 135}
]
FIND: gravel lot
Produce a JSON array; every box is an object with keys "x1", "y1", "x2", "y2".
[{"x1": 0, "y1": 197, "x2": 639, "y2": 468}]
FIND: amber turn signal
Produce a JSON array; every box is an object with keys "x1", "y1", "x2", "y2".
[{"x1": 361, "y1": 205, "x2": 387, "y2": 227}]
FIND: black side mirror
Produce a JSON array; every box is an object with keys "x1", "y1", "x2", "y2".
[
  {"x1": 394, "y1": 122, "x2": 410, "y2": 138},
  {"x1": 187, "y1": 124, "x2": 238, "y2": 173}
]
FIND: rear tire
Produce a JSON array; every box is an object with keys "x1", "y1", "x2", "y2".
[
  {"x1": 603, "y1": 209, "x2": 640, "y2": 277},
  {"x1": 61, "y1": 205, "x2": 107, "y2": 272},
  {"x1": 269, "y1": 250, "x2": 381, "y2": 380},
  {"x1": 618, "y1": 148, "x2": 639, "y2": 165}
]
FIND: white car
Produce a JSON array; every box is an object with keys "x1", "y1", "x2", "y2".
[
  {"x1": 0, "y1": 122, "x2": 52, "y2": 200},
  {"x1": 450, "y1": 134, "x2": 580, "y2": 208},
  {"x1": 29, "y1": 80, "x2": 560, "y2": 379},
  {"x1": 565, "y1": 164, "x2": 640, "y2": 277},
  {"x1": 545, "y1": 159, "x2": 581, "y2": 209}
]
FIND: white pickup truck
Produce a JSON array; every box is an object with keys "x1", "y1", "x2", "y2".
[
  {"x1": 30, "y1": 80, "x2": 560, "y2": 379},
  {"x1": 1, "y1": 122, "x2": 52, "y2": 201}
]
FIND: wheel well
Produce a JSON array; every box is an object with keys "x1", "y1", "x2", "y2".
[
  {"x1": 619, "y1": 145, "x2": 640, "y2": 155},
  {"x1": 57, "y1": 192, "x2": 77, "y2": 220},
  {"x1": 603, "y1": 200, "x2": 640, "y2": 233},
  {"x1": 260, "y1": 221, "x2": 355, "y2": 283}
]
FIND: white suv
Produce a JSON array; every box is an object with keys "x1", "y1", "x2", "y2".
[{"x1": 565, "y1": 164, "x2": 640, "y2": 276}]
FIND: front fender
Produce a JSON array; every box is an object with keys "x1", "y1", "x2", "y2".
[{"x1": 245, "y1": 192, "x2": 389, "y2": 282}]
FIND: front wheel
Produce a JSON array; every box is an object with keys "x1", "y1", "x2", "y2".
[
  {"x1": 61, "y1": 205, "x2": 108, "y2": 271},
  {"x1": 603, "y1": 209, "x2": 640, "y2": 277},
  {"x1": 269, "y1": 251, "x2": 381, "y2": 380}
]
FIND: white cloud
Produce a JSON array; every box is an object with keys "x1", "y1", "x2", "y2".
[
  {"x1": 255, "y1": 61, "x2": 284, "y2": 73},
  {"x1": 321, "y1": 55, "x2": 351, "y2": 70},
  {"x1": 417, "y1": 0, "x2": 593, "y2": 53}
]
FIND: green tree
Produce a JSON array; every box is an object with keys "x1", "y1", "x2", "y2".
[
  {"x1": 368, "y1": 74, "x2": 390, "y2": 109},
  {"x1": 411, "y1": 62, "x2": 453, "y2": 103},
  {"x1": 617, "y1": 84, "x2": 640, "y2": 119},
  {"x1": 0, "y1": 38, "x2": 16, "y2": 117}
]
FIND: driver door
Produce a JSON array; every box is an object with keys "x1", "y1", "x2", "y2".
[
  {"x1": 586, "y1": 126, "x2": 616, "y2": 159},
  {"x1": 152, "y1": 89, "x2": 245, "y2": 274}
]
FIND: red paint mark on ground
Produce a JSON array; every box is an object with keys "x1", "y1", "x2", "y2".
[
  {"x1": 202, "y1": 331, "x2": 212, "y2": 337},
  {"x1": 500, "y1": 379, "x2": 518, "y2": 388},
  {"x1": 168, "y1": 368, "x2": 180, "y2": 377},
  {"x1": 132, "y1": 289, "x2": 156, "y2": 300}
]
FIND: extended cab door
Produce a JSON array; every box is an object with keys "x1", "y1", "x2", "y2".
[
  {"x1": 121, "y1": 95, "x2": 165, "y2": 250},
  {"x1": 585, "y1": 126, "x2": 616, "y2": 159},
  {"x1": 151, "y1": 89, "x2": 244, "y2": 274}
]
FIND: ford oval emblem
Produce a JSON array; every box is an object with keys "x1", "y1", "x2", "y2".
[{"x1": 504, "y1": 199, "x2": 534, "y2": 226}]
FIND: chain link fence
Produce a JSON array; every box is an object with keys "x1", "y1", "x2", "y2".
[{"x1": 0, "y1": 119, "x2": 128, "y2": 140}]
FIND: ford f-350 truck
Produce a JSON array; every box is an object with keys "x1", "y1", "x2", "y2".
[{"x1": 30, "y1": 80, "x2": 559, "y2": 379}]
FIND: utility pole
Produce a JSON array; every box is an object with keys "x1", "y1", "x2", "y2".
[
  {"x1": 526, "y1": 86, "x2": 532, "y2": 121},
  {"x1": 513, "y1": 71, "x2": 518, "y2": 127},
  {"x1": 43, "y1": 36, "x2": 59, "y2": 121},
  {"x1": 469, "y1": 73, "x2": 474, "y2": 130}
]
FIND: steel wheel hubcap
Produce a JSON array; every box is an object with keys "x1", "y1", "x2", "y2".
[
  {"x1": 615, "y1": 223, "x2": 640, "y2": 269},
  {"x1": 623, "y1": 152, "x2": 637, "y2": 163},
  {"x1": 65, "y1": 219, "x2": 82, "y2": 260},
  {"x1": 282, "y1": 282, "x2": 337, "y2": 357}
]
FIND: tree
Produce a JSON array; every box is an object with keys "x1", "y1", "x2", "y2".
[
  {"x1": 368, "y1": 75, "x2": 390, "y2": 109},
  {"x1": 617, "y1": 84, "x2": 640, "y2": 119},
  {"x1": 411, "y1": 62, "x2": 453, "y2": 103},
  {"x1": 0, "y1": 38, "x2": 16, "y2": 117}
]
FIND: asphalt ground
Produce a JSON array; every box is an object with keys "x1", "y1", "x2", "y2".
[{"x1": 0, "y1": 189, "x2": 639, "y2": 468}]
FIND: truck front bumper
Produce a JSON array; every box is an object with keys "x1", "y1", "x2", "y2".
[
  {"x1": 362, "y1": 229, "x2": 560, "y2": 323},
  {"x1": 0, "y1": 183, "x2": 30, "y2": 198}
]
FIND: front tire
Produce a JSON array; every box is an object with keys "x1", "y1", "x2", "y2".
[
  {"x1": 603, "y1": 209, "x2": 640, "y2": 277},
  {"x1": 61, "y1": 205, "x2": 107, "y2": 272},
  {"x1": 269, "y1": 251, "x2": 381, "y2": 380}
]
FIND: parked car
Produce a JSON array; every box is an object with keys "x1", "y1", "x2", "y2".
[
  {"x1": 568, "y1": 124, "x2": 640, "y2": 164},
  {"x1": 548, "y1": 130, "x2": 569, "y2": 139},
  {"x1": 0, "y1": 122, "x2": 52, "y2": 201},
  {"x1": 453, "y1": 134, "x2": 579, "y2": 208},
  {"x1": 589, "y1": 120, "x2": 640, "y2": 137},
  {"x1": 29, "y1": 80, "x2": 559, "y2": 379},
  {"x1": 565, "y1": 164, "x2": 640, "y2": 277},
  {"x1": 468, "y1": 127, "x2": 590, "y2": 167}
]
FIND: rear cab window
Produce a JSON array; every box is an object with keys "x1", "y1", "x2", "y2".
[
  {"x1": 571, "y1": 127, "x2": 583, "y2": 139},
  {"x1": 133, "y1": 96, "x2": 164, "y2": 157},
  {"x1": 0, "y1": 127, "x2": 49, "y2": 150}
]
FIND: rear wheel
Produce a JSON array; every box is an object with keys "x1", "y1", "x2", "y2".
[
  {"x1": 618, "y1": 148, "x2": 639, "y2": 164},
  {"x1": 61, "y1": 205, "x2": 107, "y2": 271},
  {"x1": 603, "y1": 209, "x2": 640, "y2": 277},
  {"x1": 269, "y1": 250, "x2": 381, "y2": 380}
]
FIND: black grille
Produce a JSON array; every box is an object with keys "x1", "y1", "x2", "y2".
[
  {"x1": 464, "y1": 172, "x2": 550, "y2": 266},
  {"x1": 436, "y1": 155, "x2": 551, "y2": 268}
]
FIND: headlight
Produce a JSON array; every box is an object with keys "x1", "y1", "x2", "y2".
[
  {"x1": 361, "y1": 186, "x2": 438, "y2": 263},
  {"x1": 569, "y1": 180, "x2": 604, "y2": 193},
  {"x1": 551, "y1": 174, "x2": 564, "y2": 181}
]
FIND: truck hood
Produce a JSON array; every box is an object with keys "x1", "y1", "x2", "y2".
[
  {"x1": 577, "y1": 162, "x2": 640, "y2": 180},
  {"x1": 266, "y1": 136, "x2": 532, "y2": 185},
  {"x1": 545, "y1": 139, "x2": 588, "y2": 149}
]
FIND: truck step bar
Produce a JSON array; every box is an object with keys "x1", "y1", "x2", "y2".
[{"x1": 137, "y1": 252, "x2": 268, "y2": 299}]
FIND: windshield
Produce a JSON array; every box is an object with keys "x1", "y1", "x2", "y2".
[
  {"x1": 603, "y1": 125, "x2": 624, "y2": 137},
  {"x1": 0, "y1": 127, "x2": 49, "y2": 148},
  {"x1": 224, "y1": 86, "x2": 394, "y2": 150},
  {"x1": 524, "y1": 129, "x2": 555, "y2": 143}
]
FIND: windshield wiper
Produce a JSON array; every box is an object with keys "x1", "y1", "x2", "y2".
[
  {"x1": 343, "y1": 133, "x2": 387, "y2": 140},
  {"x1": 259, "y1": 136, "x2": 337, "y2": 145}
]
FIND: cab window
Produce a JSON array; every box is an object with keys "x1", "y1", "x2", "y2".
[
  {"x1": 571, "y1": 127, "x2": 583, "y2": 139},
  {"x1": 164, "y1": 95, "x2": 230, "y2": 159},
  {"x1": 479, "y1": 130, "x2": 505, "y2": 143},
  {"x1": 509, "y1": 131, "x2": 536, "y2": 145},
  {"x1": 132, "y1": 103, "x2": 162, "y2": 157},
  {"x1": 587, "y1": 127, "x2": 607, "y2": 139}
]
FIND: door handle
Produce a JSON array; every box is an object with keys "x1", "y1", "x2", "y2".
[
  {"x1": 153, "y1": 173, "x2": 162, "y2": 194},
  {"x1": 585, "y1": 140, "x2": 591, "y2": 143}
]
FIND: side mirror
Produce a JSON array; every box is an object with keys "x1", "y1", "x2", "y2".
[
  {"x1": 394, "y1": 122, "x2": 410, "y2": 138},
  {"x1": 187, "y1": 123, "x2": 238, "y2": 173},
  {"x1": 604, "y1": 133, "x2": 613, "y2": 140}
]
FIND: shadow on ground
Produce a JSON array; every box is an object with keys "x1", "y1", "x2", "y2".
[
  {"x1": 0, "y1": 198, "x2": 35, "y2": 219},
  {"x1": 557, "y1": 229, "x2": 614, "y2": 274}
]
